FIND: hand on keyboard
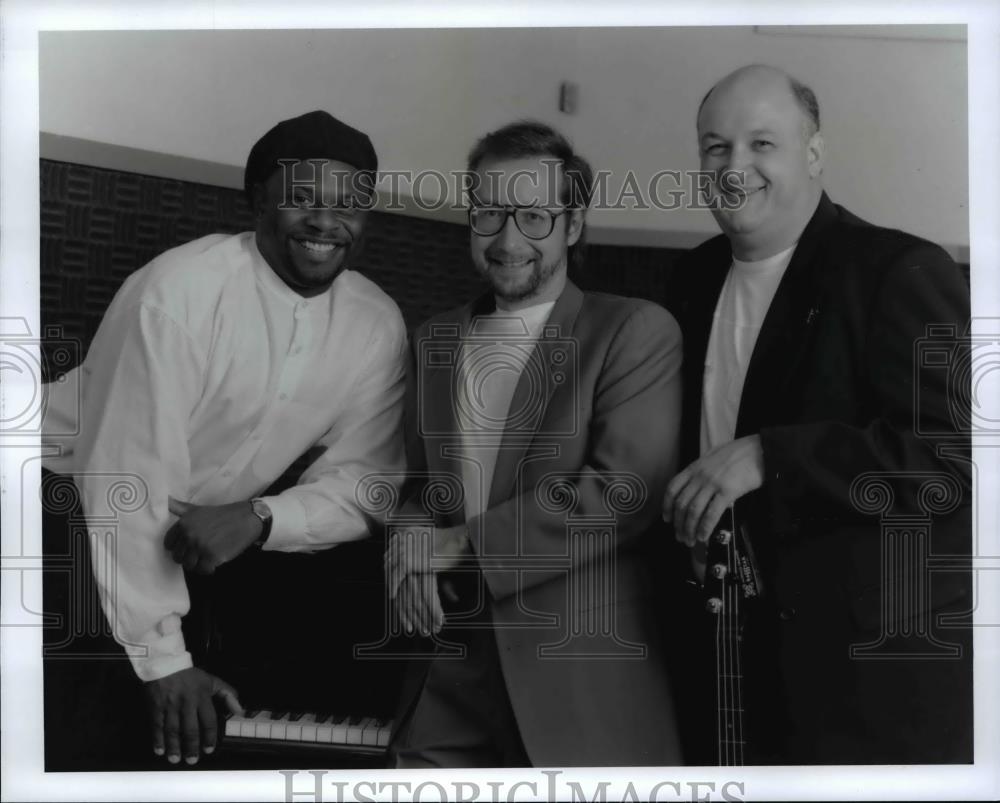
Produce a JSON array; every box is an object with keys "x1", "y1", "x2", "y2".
[{"x1": 144, "y1": 667, "x2": 243, "y2": 765}]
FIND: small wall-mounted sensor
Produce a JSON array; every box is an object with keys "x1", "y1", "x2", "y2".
[{"x1": 559, "y1": 81, "x2": 578, "y2": 115}]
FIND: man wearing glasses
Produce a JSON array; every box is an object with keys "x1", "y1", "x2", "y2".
[{"x1": 384, "y1": 121, "x2": 683, "y2": 766}]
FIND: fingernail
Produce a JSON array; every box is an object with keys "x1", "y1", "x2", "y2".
[
  {"x1": 168, "y1": 754, "x2": 180, "y2": 765},
  {"x1": 153, "y1": 747, "x2": 164, "y2": 756},
  {"x1": 204, "y1": 746, "x2": 215, "y2": 755},
  {"x1": 185, "y1": 756, "x2": 198, "y2": 765}
]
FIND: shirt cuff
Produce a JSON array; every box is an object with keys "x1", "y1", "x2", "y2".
[
  {"x1": 259, "y1": 492, "x2": 307, "y2": 549},
  {"x1": 127, "y1": 614, "x2": 194, "y2": 682}
]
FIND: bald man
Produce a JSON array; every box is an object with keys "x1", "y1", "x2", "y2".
[{"x1": 662, "y1": 65, "x2": 972, "y2": 764}]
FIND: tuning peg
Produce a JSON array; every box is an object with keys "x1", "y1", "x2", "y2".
[
  {"x1": 706, "y1": 597, "x2": 723, "y2": 614},
  {"x1": 715, "y1": 529, "x2": 732, "y2": 545},
  {"x1": 711, "y1": 564, "x2": 728, "y2": 579}
]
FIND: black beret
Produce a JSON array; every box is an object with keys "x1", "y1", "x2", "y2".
[{"x1": 243, "y1": 110, "x2": 378, "y2": 200}]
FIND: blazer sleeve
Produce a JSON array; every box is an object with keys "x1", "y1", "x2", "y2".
[
  {"x1": 758, "y1": 240, "x2": 971, "y2": 528},
  {"x1": 470, "y1": 303, "x2": 683, "y2": 602}
]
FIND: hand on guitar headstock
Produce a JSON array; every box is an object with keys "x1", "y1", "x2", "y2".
[{"x1": 662, "y1": 434, "x2": 765, "y2": 547}]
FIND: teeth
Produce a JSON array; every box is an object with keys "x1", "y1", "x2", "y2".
[{"x1": 298, "y1": 240, "x2": 338, "y2": 253}]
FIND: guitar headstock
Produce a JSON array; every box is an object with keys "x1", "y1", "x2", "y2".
[{"x1": 704, "y1": 514, "x2": 762, "y2": 616}]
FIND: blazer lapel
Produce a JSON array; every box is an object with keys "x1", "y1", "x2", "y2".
[
  {"x1": 735, "y1": 193, "x2": 839, "y2": 436},
  {"x1": 487, "y1": 281, "x2": 584, "y2": 509}
]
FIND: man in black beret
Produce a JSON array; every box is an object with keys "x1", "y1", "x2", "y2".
[{"x1": 43, "y1": 110, "x2": 407, "y2": 766}]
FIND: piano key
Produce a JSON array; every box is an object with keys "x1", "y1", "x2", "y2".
[
  {"x1": 299, "y1": 713, "x2": 319, "y2": 743},
  {"x1": 240, "y1": 710, "x2": 262, "y2": 738},
  {"x1": 345, "y1": 715, "x2": 365, "y2": 746},
  {"x1": 225, "y1": 714, "x2": 245, "y2": 738},
  {"x1": 360, "y1": 717, "x2": 380, "y2": 747},
  {"x1": 315, "y1": 714, "x2": 334, "y2": 744},
  {"x1": 375, "y1": 718, "x2": 392, "y2": 748},
  {"x1": 270, "y1": 712, "x2": 289, "y2": 740},
  {"x1": 330, "y1": 713, "x2": 349, "y2": 744},
  {"x1": 254, "y1": 711, "x2": 275, "y2": 739},
  {"x1": 285, "y1": 712, "x2": 305, "y2": 741}
]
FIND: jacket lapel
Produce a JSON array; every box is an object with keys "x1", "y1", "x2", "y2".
[
  {"x1": 487, "y1": 281, "x2": 584, "y2": 509},
  {"x1": 735, "y1": 193, "x2": 838, "y2": 436}
]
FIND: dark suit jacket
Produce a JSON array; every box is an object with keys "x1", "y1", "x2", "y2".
[
  {"x1": 398, "y1": 280, "x2": 684, "y2": 766},
  {"x1": 664, "y1": 193, "x2": 973, "y2": 764}
]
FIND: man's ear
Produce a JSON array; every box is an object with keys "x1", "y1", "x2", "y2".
[
  {"x1": 807, "y1": 131, "x2": 825, "y2": 179},
  {"x1": 566, "y1": 209, "x2": 585, "y2": 247}
]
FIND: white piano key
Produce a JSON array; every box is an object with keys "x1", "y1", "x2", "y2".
[
  {"x1": 330, "y1": 713, "x2": 349, "y2": 744},
  {"x1": 285, "y1": 713, "x2": 305, "y2": 741},
  {"x1": 240, "y1": 710, "x2": 262, "y2": 738},
  {"x1": 299, "y1": 713, "x2": 319, "y2": 742},
  {"x1": 376, "y1": 719, "x2": 392, "y2": 748},
  {"x1": 270, "y1": 712, "x2": 289, "y2": 740},
  {"x1": 254, "y1": 710, "x2": 273, "y2": 739},
  {"x1": 225, "y1": 715, "x2": 245, "y2": 738},
  {"x1": 345, "y1": 715, "x2": 365, "y2": 746},
  {"x1": 315, "y1": 715, "x2": 334, "y2": 744},
  {"x1": 360, "y1": 717, "x2": 380, "y2": 746}
]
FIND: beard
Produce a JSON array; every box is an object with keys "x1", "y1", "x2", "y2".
[{"x1": 479, "y1": 254, "x2": 563, "y2": 305}]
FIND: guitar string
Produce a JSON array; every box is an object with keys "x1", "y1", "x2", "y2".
[
  {"x1": 732, "y1": 529, "x2": 743, "y2": 766},
  {"x1": 715, "y1": 584, "x2": 724, "y2": 766},
  {"x1": 726, "y1": 531, "x2": 737, "y2": 766}
]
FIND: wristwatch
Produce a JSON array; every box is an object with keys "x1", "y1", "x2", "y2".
[{"x1": 249, "y1": 498, "x2": 273, "y2": 547}]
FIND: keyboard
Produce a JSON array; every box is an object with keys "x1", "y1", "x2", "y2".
[{"x1": 224, "y1": 710, "x2": 392, "y2": 757}]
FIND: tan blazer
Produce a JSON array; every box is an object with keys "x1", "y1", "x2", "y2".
[{"x1": 398, "y1": 280, "x2": 684, "y2": 766}]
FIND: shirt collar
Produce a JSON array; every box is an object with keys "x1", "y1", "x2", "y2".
[{"x1": 247, "y1": 233, "x2": 341, "y2": 308}]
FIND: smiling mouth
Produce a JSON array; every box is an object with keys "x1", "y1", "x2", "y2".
[
  {"x1": 489, "y1": 257, "x2": 534, "y2": 269},
  {"x1": 292, "y1": 238, "x2": 344, "y2": 257}
]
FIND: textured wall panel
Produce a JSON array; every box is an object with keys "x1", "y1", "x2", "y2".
[{"x1": 40, "y1": 159, "x2": 690, "y2": 376}]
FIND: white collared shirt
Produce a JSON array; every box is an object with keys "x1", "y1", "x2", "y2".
[{"x1": 43, "y1": 232, "x2": 407, "y2": 680}]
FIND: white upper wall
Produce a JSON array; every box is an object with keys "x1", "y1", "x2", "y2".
[{"x1": 39, "y1": 26, "x2": 968, "y2": 250}]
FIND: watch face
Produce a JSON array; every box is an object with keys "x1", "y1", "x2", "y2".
[{"x1": 252, "y1": 499, "x2": 272, "y2": 520}]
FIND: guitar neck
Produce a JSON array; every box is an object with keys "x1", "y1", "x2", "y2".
[{"x1": 705, "y1": 513, "x2": 761, "y2": 767}]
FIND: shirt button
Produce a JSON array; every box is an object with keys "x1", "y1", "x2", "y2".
[
  {"x1": 293, "y1": 346, "x2": 303, "y2": 355},
  {"x1": 279, "y1": 392, "x2": 288, "y2": 401}
]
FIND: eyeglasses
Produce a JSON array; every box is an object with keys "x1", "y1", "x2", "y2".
[{"x1": 468, "y1": 205, "x2": 567, "y2": 240}]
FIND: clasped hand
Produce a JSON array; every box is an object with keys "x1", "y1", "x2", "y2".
[
  {"x1": 383, "y1": 525, "x2": 468, "y2": 636},
  {"x1": 663, "y1": 434, "x2": 765, "y2": 546},
  {"x1": 164, "y1": 497, "x2": 262, "y2": 573}
]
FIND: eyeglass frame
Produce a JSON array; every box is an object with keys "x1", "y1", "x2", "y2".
[{"x1": 467, "y1": 204, "x2": 571, "y2": 241}]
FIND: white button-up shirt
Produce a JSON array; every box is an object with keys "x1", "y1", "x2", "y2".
[{"x1": 43, "y1": 232, "x2": 407, "y2": 681}]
